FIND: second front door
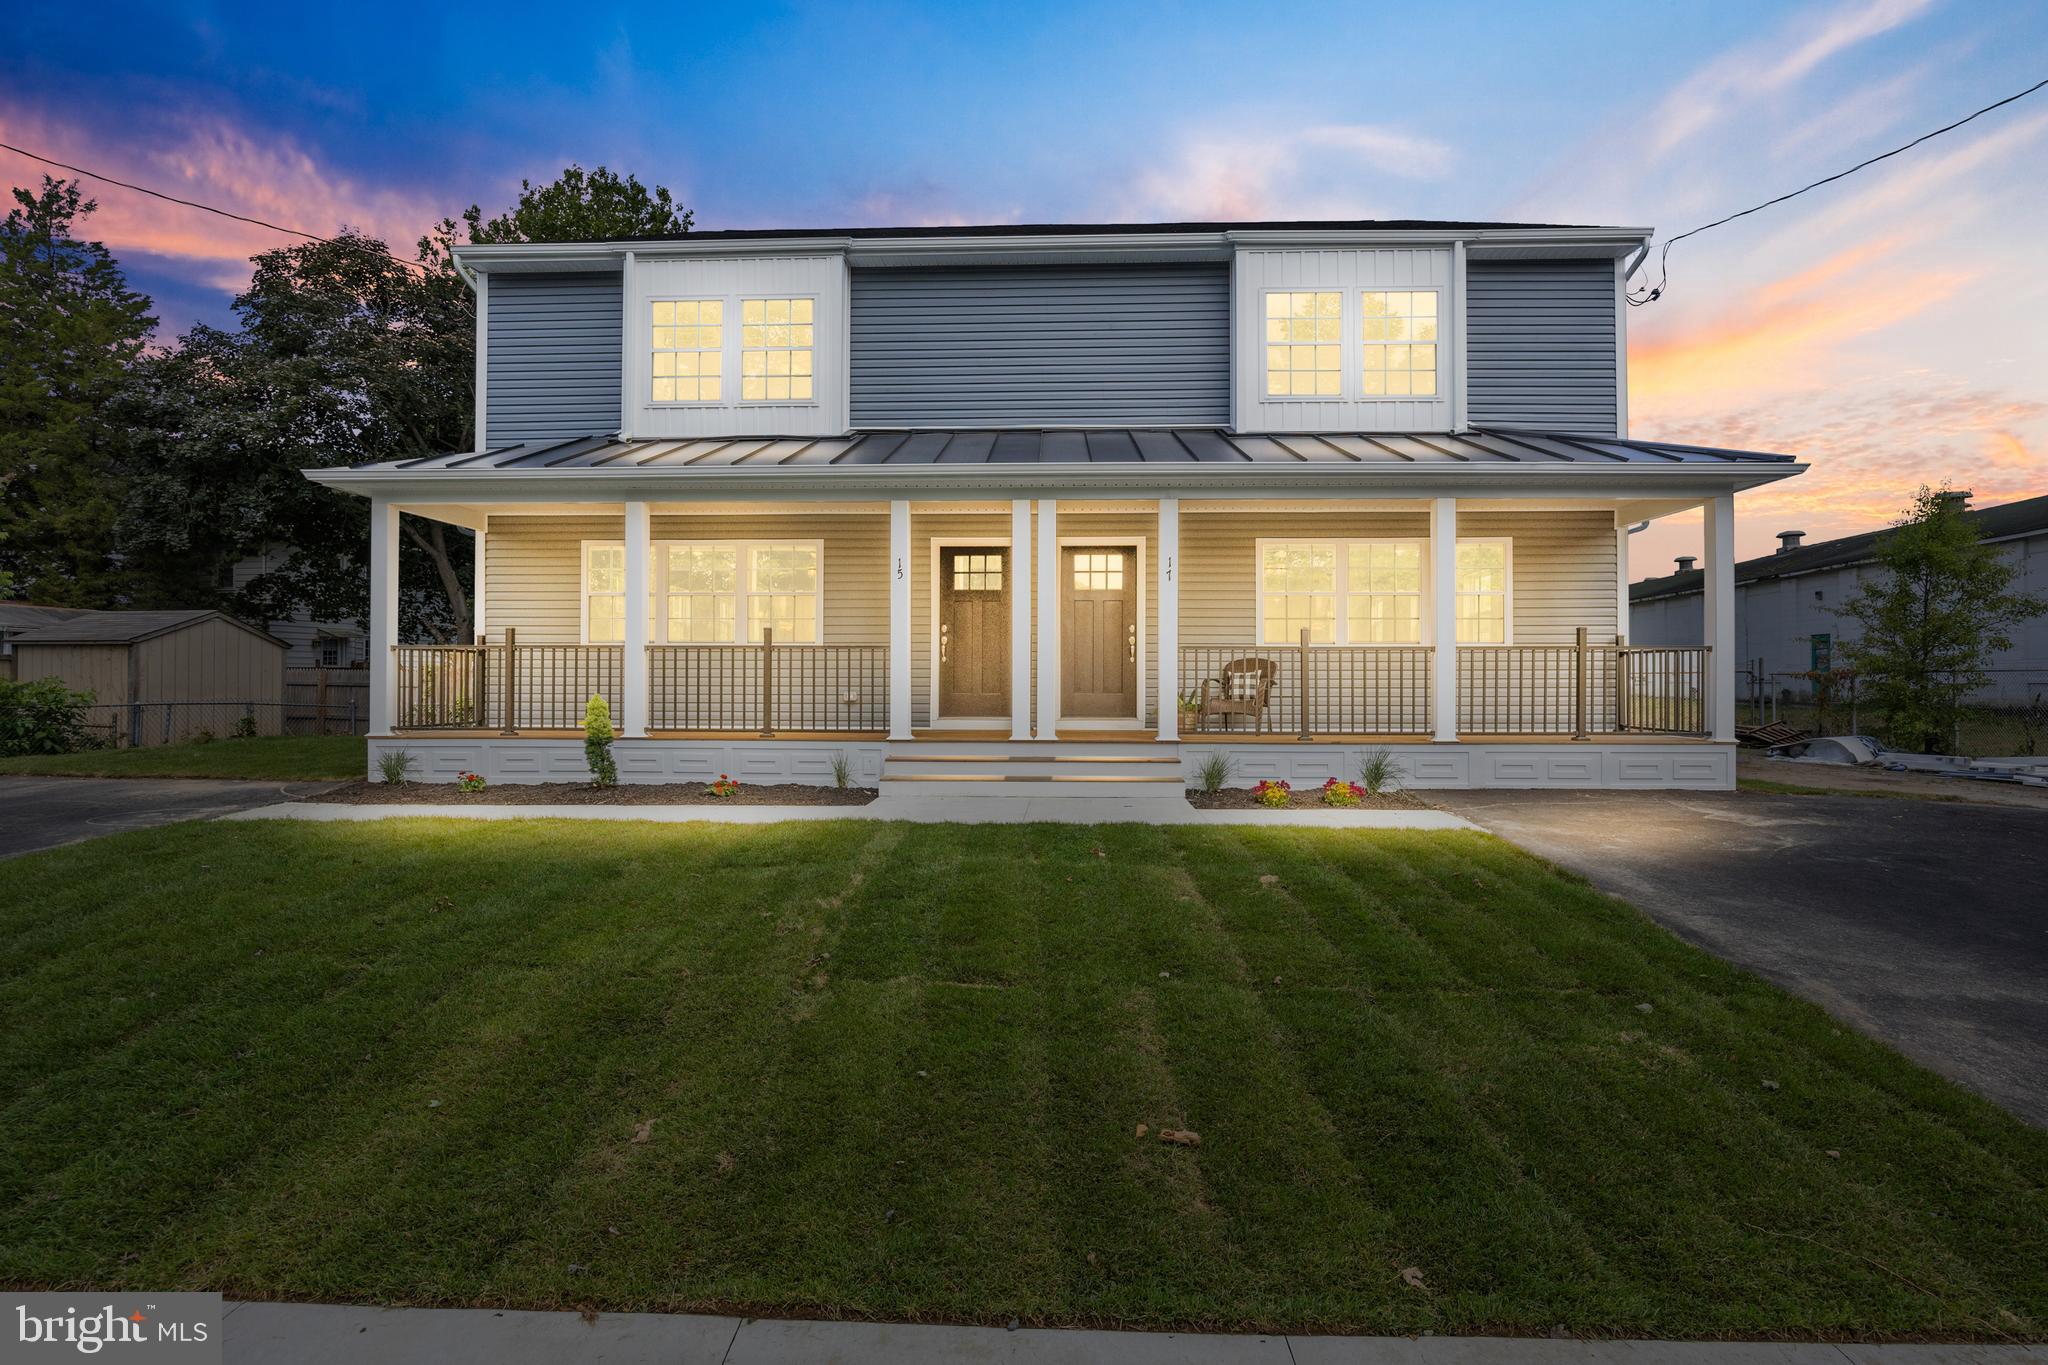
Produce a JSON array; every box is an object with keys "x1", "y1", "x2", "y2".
[
  {"x1": 1062, "y1": 546, "x2": 1138, "y2": 719},
  {"x1": 937, "y1": 546, "x2": 1010, "y2": 719}
]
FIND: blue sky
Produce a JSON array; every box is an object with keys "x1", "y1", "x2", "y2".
[{"x1": 5, "y1": 0, "x2": 2046, "y2": 567}]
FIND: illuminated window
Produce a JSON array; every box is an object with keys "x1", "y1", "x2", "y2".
[
  {"x1": 1263, "y1": 291, "x2": 1343, "y2": 397},
  {"x1": 1071, "y1": 551, "x2": 1125, "y2": 591},
  {"x1": 1360, "y1": 291, "x2": 1438, "y2": 397},
  {"x1": 1346, "y1": 542, "x2": 1423, "y2": 643},
  {"x1": 664, "y1": 545, "x2": 737, "y2": 643},
  {"x1": 952, "y1": 553, "x2": 1004, "y2": 592},
  {"x1": 1260, "y1": 542, "x2": 1337, "y2": 643},
  {"x1": 1455, "y1": 540, "x2": 1510, "y2": 644},
  {"x1": 650, "y1": 299, "x2": 723, "y2": 402},
  {"x1": 748, "y1": 544, "x2": 819, "y2": 642},
  {"x1": 740, "y1": 298, "x2": 815, "y2": 402},
  {"x1": 584, "y1": 544, "x2": 626, "y2": 643}
]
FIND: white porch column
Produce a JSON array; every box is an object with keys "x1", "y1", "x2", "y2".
[
  {"x1": 1703, "y1": 492, "x2": 1737, "y2": 741},
  {"x1": 621, "y1": 499, "x2": 652, "y2": 738},
  {"x1": 1009, "y1": 498, "x2": 1033, "y2": 740},
  {"x1": 1431, "y1": 496, "x2": 1458, "y2": 742},
  {"x1": 471, "y1": 523, "x2": 487, "y2": 644},
  {"x1": 888, "y1": 499, "x2": 912, "y2": 740},
  {"x1": 1156, "y1": 496, "x2": 1180, "y2": 743},
  {"x1": 1613, "y1": 516, "x2": 1630, "y2": 645},
  {"x1": 368, "y1": 497, "x2": 398, "y2": 735},
  {"x1": 1035, "y1": 498, "x2": 1060, "y2": 738}
]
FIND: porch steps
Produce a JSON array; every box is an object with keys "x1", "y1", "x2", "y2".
[{"x1": 878, "y1": 739, "x2": 1188, "y2": 807}]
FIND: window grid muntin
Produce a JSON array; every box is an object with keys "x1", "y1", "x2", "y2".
[
  {"x1": 740, "y1": 297, "x2": 816, "y2": 403},
  {"x1": 1262, "y1": 290, "x2": 1344, "y2": 398},
  {"x1": 1455, "y1": 540, "x2": 1510, "y2": 644},
  {"x1": 649, "y1": 298, "x2": 723, "y2": 403},
  {"x1": 1255, "y1": 539, "x2": 1506, "y2": 646},
  {"x1": 952, "y1": 553, "x2": 1004, "y2": 592},
  {"x1": 582, "y1": 540, "x2": 824, "y2": 644},
  {"x1": 1071, "y1": 551, "x2": 1126, "y2": 591},
  {"x1": 1360, "y1": 290, "x2": 1439, "y2": 397}
]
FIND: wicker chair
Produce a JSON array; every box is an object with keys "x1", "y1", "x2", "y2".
[{"x1": 1194, "y1": 657, "x2": 1278, "y2": 733}]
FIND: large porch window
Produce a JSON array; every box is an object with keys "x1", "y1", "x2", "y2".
[
  {"x1": 1256, "y1": 538, "x2": 1509, "y2": 645},
  {"x1": 581, "y1": 540, "x2": 822, "y2": 644}
]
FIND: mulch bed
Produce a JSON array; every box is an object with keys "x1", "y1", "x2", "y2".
[
  {"x1": 1185, "y1": 786, "x2": 1428, "y2": 811},
  {"x1": 305, "y1": 781, "x2": 877, "y2": 807}
]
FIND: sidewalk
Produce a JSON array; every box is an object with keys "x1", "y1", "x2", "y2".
[
  {"x1": 224, "y1": 1302, "x2": 2044, "y2": 1364},
  {"x1": 220, "y1": 799, "x2": 1477, "y2": 829}
]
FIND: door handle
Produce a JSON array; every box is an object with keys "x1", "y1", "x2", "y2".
[
  {"x1": 940, "y1": 622, "x2": 950, "y2": 664},
  {"x1": 1127, "y1": 622, "x2": 1137, "y2": 663}
]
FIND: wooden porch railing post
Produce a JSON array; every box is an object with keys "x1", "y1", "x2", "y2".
[
  {"x1": 1572, "y1": 626, "x2": 1590, "y2": 740},
  {"x1": 1298, "y1": 627, "x2": 1312, "y2": 742},
  {"x1": 500, "y1": 626, "x2": 518, "y2": 736},
  {"x1": 473, "y1": 639, "x2": 488, "y2": 730},
  {"x1": 759, "y1": 626, "x2": 775, "y2": 737},
  {"x1": 1614, "y1": 633, "x2": 1629, "y2": 733}
]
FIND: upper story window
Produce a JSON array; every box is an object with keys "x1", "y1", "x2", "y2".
[
  {"x1": 650, "y1": 299, "x2": 723, "y2": 403},
  {"x1": 740, "y1": 298, "x2": 815, "y2": 403},
  {"x1": 1360, "y1": 291, "x2": 1438, "y2": 397},
  {"x1": 1263, "y1": 291, "x2": 1343, "y2": 397}
]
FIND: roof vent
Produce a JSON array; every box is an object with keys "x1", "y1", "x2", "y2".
[
  {"x1": 1776, "y1": 530, "x2": 1805, "y2": 554},
  {"x1": 1936, "y1": 490, "x2": 1972, "y2": 512},
  {"x1": 1674, "y1": 555, "x2": 1698, "y2": 572}
]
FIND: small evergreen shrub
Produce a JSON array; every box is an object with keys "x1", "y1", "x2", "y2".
[{"x1": 584, "y1": 694, "x2": 618, "y2": 788}]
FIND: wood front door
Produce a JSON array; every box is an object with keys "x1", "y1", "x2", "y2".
[
  {"x1": 1062, "y1": 546, "x2": 1138, "y2": 719},
  {"x1": 937, "y1": 546, "x2": 1010, "y2": 718}
]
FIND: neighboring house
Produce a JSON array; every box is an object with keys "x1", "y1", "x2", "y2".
[
  {"x1": 226, "y1": 547, "x2": 368, "y2": 669},
  {"x1": 308, "y1": 218, "x2": 1805, "y2": 800},
  {"x1": 1, "y1": 608, "x2": 287, "y2": 746},
  {"x1": 1631, "y1": 492, "x2": 2048, "y2": 705}
]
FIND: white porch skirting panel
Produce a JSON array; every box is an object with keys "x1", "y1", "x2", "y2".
[
  {"x1": 1176, "y1": 741, "x2": 1734, "y2": 791},
  {"x1": 368, "y1": 737, "x2": 1732, "y2": 791},
  {"x1": 369, "y1": 737, "x2": 889, "y2": 787}
]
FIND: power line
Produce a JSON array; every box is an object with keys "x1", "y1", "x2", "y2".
[
  {"x1": 0, "y1": 138, "x2": 455, "y2": 282},
  {"x1": 1627, "y1": 75, "x2": 2048, "y2": 305}
]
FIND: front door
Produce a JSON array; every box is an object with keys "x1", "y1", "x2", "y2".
[
  {"x1": 937, "y1": 546, "x2": 1010, "y2": 718},
  {"x1": 1062, "y1": 546, "x2": 1138, "y2": 719}
]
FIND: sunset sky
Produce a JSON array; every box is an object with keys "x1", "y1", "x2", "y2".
[{"x1": 4, "y1": 0, "x2": 2044, "y2": 577}]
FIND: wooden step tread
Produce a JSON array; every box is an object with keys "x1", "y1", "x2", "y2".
[
  {"x1": 881, "y1": 773, "x2": 1184, "y2": 784},
  {"x1": 892, "y1": 753, "x2": 1181, "y2": 764}
]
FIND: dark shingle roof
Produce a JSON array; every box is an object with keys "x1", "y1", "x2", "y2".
[
  {"x1": 604, "y1": 218, "x2": 1595, "y2": 245},
  {"x1": 1631, "y1": 492, "x2": 2048, "y2": 602},
  {"x1": 5, "y1": 609, "x2": 285, "y2": 648},
  {"x1": 353, "y1": 427, "x2": 1798, "y2": 474}
]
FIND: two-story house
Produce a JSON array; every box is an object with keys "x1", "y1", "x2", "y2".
[{"x1": 307, "y1": 218, "x2": 1804, "y2": 805}]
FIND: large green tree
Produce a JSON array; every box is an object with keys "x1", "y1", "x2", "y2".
[
  {"x1": 122, "y1": 165, "x2": 690, "y2": 641},
  {"x1": 0, "y1": 179, "x2": 156, "y2": 605},
  {"x1": 1836, "y1": 486, "x2": 2047, "y2": 752}
]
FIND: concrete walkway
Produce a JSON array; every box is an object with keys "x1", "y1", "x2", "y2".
[
  {"x1": 0, "y1": 775, "x2": 339, "y2": 857},
  {"x1": 221, "y1": 799, "x2": 1477, "y2": 830},
  {"x1": 222, "y1": 1301, "x2": 2044, "y2": 1363}
]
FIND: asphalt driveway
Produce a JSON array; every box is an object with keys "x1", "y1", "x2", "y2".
[
  {"x1": 0, "y1": 776, "x2": 334, "y2": 858},
  {"x1": 1437, "y1": 788, "x2": 2048, "y2": 1126}
]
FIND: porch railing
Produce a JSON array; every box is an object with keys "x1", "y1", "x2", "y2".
[
  {"x1": 1458, "y1": 632, "x2": 1708, "y2": 737},
  {"x1": 395, "y1": 633, "x2": 887, "y2": 735},
  {"x1": 1178, "y1": 639, "x2": 1433, "y2": 737},
  {"x1": 650, "y1": 636, "x2": 887, "y2": 733}
]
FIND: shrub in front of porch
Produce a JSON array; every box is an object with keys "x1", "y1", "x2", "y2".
[{"x1": 583, "y1": 694, "x2": 617, "y2": 787}]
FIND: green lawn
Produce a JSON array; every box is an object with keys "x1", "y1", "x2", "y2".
[
  {"x1": 2, "y1": 819, "x2": 2042, "y2": 1339},
  {"x1": 0, "y1": 735, "x2": 363, "y2": 781}
]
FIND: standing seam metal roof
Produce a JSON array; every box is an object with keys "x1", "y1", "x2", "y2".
[{"x1": 355, "y1": 427, "x2": 1799, "y2": 474}]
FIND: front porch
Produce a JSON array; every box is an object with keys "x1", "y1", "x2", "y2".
[{"x1": 366, "y1": 488, "x2": 1738, "y2": 791}]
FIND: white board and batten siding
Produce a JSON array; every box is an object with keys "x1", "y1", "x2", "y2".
[
  {"x1": 1232, "y1": 247, "x2": 1456, "y2": 433},
  {"x1": 627, "y1": 255, "x2": 850, "y2": 440}
]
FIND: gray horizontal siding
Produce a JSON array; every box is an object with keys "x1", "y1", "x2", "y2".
[
  {"x1": 851, "y1": 264, "x2": 1230, "y2": 427},
  {"x1": 1465, "y1": 260, "x2": 1618, "y2": 435},
  {"x1": 485, "y1": 272, "x2": 623, "y2": 445}
]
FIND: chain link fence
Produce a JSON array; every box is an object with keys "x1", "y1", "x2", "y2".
[
  {"x1": 1741, "y1": 665, "x2": 2046, "y2": 754},
  {"x1": 78, "y1": 699, "x2": 366, "y2": 749}
]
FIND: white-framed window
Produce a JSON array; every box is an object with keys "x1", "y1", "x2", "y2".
[
  {"x1": 1254, "y1": 538, "x2": 1507, "y2": 645},
  {"x1": 1360, "y1": 290, "x2": 1439, "y2": 397},
  {"x1": 1262, "y1": 290, "x2": 1344, "y2": 397},
  {"x1": 1455, "y1": 539, "x2": 1511, "y2": 644},
  {"x1": 582, "y1": 540, "x2": 824, "y2": 644},
  {"x1": 739, "y1": 297, "x2": 815, "y2": 403},
  {"x1": 649, "y1": 299, "x2": 724, "y2": 403}
]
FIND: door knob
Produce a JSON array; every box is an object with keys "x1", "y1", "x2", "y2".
[
  {"x1": 940, "y1": 623, "x2": 950, "y2": 663},
  {"x1": 1127, "y1": 622, "x2": 1137, "y2": 663}
]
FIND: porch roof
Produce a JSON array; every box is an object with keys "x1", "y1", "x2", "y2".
[{"x1": 340, "y1": 427, "x2": 1799, "y2": 474}]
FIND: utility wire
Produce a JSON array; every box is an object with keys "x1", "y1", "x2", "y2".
[
  {"x1": 1627, "y1": 75, "x2": 2048, "y2": 305},
  {"x1": 0, "y1": 138, "x2": 456, "y2": 282}
]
